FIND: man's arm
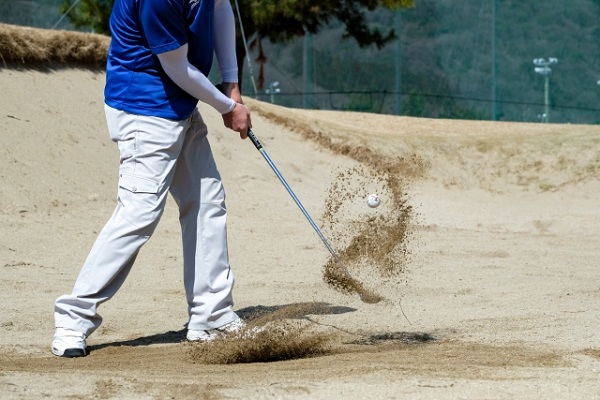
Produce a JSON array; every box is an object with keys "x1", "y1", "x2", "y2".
[
  {"x1": 214, "y1": 0, "x2": 238, "y2": 92},
  {"x1": 157, "y1": 45, "x2": 235, "y2": 114},
  {"x1": 214, "y1": 0, "x2": 249, "y2": 133},
  {"x1": 157, "y1": 45, "x2": 250, "y2": 136}
]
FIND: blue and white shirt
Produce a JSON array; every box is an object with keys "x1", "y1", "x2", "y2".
[{"x1": 105, "y1": 0, "x2": 215, "y2": 120}]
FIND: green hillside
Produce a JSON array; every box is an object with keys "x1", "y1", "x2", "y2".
[{"x1": 249, "y1": 0, "x2": 600, "y2": 124}]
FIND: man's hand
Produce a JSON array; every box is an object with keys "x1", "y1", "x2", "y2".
[
  {"x1": 223, "y1": 103, "x2": 251, "y2": 139},
  {"x1": 219, "y1": 82, "x2": 251, "y2": 139}
]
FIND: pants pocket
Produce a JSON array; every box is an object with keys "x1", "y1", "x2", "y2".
[{"x1": 118, "y1": 174, "x2": 162, "y2": 228}]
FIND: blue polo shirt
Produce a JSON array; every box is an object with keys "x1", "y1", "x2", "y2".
[{"x1": 105, "y1": 0, "x2": 214, "y2": 120}]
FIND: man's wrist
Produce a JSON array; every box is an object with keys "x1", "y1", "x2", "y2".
[
  {"x1": 223, "y1": 99, "x2": 237, "y2": 114},
  {"x1": 220, "y1": 82, "x2": 238, "y2": 92}
]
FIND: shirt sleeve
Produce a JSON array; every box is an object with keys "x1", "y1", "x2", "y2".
[
  {"x1": 139, "y1": 0, "x2": 187, "y2": 54},
  {"x1": 214, "y1": 0, "x2": 238, "y2": 83}
]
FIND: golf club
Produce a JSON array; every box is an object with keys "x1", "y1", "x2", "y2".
[{"x1": 246, "y1": 128, "x2": 381, "y2": 303}]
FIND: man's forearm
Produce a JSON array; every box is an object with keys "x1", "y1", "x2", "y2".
[{"x1": 214, "y1": 0, "x2": 238, "y2": 83}]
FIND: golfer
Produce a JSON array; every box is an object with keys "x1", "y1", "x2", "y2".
[{"x1": 52, "y1": 0, "x2": 251, "y2": 357}]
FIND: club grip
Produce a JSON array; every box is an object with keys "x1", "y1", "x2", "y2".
[{"x1": 247, "y1": 129, "x2": 263, "y2": 150}]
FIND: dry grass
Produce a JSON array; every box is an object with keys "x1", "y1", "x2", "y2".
[{"x1": 0, "y1": 23, "x2": 109, "y2": 68}]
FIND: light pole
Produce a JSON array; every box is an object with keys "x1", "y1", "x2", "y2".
[
  {"x1": 266, "y1": 81, "x2": 280, "y2": 104},
  {"x1": 394, "y1": 10, "x2": 402, "y2": 115},
  {"x1": 533, "y1": 57, "x2": 558, "y2": 123},
  {"x1": 303, "y1": 31, "x2": 313, "y2": 109},
  {"x1": 491, "y1": 0, "x2": 498, "y2": 120}
]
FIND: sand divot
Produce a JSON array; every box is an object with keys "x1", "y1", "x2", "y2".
[
  {"x1": 187, "y1": 320, "x2": 332, "y2": 364},
  {"x1": 188, "y1": 303, "x2": 353, "y2": 364}
]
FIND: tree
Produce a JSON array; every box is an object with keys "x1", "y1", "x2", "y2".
[
  {"x1": 60, "y1": 0, "x2": 415, "y2": 89},
  {"x1": 235, "y1": 0, "x2": 414, "y2": 89},
  {"x1": 60, "y1": 0, "x2": 112, "y2": 34}
]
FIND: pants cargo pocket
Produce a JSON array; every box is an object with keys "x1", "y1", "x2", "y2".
[{"x1": 118, "y1": 174, "x2": 162, "y2": 228}]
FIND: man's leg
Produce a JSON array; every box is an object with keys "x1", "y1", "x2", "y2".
[
  {"x1": 54, "y1": 106, "x2": 187, "y2": 336},
  {"x1": 169, "y1": 110, "x2": 239, "y2": 332}
]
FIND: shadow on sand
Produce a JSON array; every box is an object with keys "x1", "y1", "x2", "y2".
[{"x1": 87, "y1": 301, "x2": 357, "y2": 354}]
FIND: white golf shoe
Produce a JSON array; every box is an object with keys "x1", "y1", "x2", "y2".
[
  {"x1": 186, "y1": 318, "x2": 249, "y2": 342},
  {"x1": 52, "y1": 328, "x2": 87, "y2": 357}
]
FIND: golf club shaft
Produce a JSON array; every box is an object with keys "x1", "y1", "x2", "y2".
[{"x1": 247, "y1": 129, "x2": 345, "y2": 267}]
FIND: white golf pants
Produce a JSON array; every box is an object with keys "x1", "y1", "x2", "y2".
[{"x1": 54, "y1": 105, "x2": 238, "y2": 335}]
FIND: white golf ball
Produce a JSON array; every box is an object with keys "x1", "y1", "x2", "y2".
[{"x1": 367, "y1": 193, "x2": 380, "y2": 208}]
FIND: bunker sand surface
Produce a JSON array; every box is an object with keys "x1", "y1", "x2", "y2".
[{"x1": 1, "y1": 68, "x2": 600, "y2": 399}]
